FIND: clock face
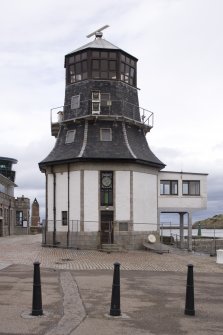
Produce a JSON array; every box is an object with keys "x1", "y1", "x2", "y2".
[{"x1": 102, "y1": 176, "x2": 112, "y2": 187}]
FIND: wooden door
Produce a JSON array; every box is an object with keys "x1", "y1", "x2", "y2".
[{"x1": 100, "y1": 211, "x2": 114, "y2": 244}]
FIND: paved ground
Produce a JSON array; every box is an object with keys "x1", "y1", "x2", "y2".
[{"x1": 0, "y1": 234, "x2": 223, "y2": 335}]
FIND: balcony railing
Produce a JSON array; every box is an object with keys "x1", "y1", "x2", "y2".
[{"x1": 50, "y1": 99, "x2": 154, "y2": 136}]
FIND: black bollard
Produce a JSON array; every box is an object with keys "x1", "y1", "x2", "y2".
[
  {"x1": 184, "y1": 264, "x2": 195, "y2": 316},
  {"x1": 32, "y1": 261, "x2": 43, "y2": 316},
  {"x1": 110, "y1": 262, "x2": 121, "y2": 316}
]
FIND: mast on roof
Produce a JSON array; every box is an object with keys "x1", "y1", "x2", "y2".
[{"x1": 86, "y1": 25, "x2": 109, "y2": 39}]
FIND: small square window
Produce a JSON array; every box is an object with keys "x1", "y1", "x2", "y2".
[
  {"x1": 100, "y1": 128, "x2": 112, "y2": 141},
  {"x1": 65, "y1": 130, "x2": 76, "y2": 144},
  {"x1": 119, "y1": 222, "x2": 128, "y2": 231},
  {"x1": 71, "y1": 95, "x2": 80, "y2": 109}
]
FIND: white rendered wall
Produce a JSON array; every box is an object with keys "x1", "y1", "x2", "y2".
[
  {"x1": 133, "y1": 172, "x2": 157, "y2": 231},
  {"x1": 158, "y1": 172, "x2": 207, "y2": 211},
  {"x1": 70, "y1": 171, "x2": 81, "y2": 226},
  {"x1": 56, "y1": 172, "x2": 68, "y2": 232},
  {"x1": 47, "y1": 174, "x2": 54, "y2": 231},
  {"x1": 84, "y1": 170, "x2": 98, "y2": 231},
  {"x1": 115, "y1": 171, "x2": 130, "y2": 221}
]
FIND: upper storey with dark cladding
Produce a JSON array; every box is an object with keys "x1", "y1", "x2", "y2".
[{"x1": 64, "y1": 35, "x2": 137, "y2": 87}]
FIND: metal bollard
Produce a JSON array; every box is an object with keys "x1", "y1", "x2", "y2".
[
  {"x1": 110, "y1": 262, "x2": 121, "y2": 316},
  {"x1": 32, "y1": 261, "x2": 43, "y2": 316},
  {"x1": 184, "y1": 264, "x2": 195, "y2": 316}
]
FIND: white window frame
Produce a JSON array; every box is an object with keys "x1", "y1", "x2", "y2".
[
  {"x1": 100, "y1": 128, "x2": 112, "y2": 141},
  {"x1": 71, "y1": 95, "x2": 80, "y2": 110},
  {"x1": 65, "y1": 130, "x2": 76, "y2": 144}
]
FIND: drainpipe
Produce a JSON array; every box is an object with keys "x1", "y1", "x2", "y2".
[
  {"x1": 67, "y1": 164, "x2": 70, "y2": 248},
  {"x1": 44, "y1": 168, "x2": 48, "y2": 245},
  {"x1": 8, "y1": 200, "x2": 11, "y2": 236},
  {"x1": 52, "y1": 166, "x2": 56, "y2": 246}
]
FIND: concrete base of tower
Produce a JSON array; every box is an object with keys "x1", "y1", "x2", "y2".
[{"x1": 42, "y1": 230, "x2": 160, "y2": 250}]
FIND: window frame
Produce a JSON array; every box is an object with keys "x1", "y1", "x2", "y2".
[
  {"x1": 182, "y1": 180, "x2": 200, "y2": 196},
  {"x1": 62, "y1": 211, "x2": 68, "y2": 226},
  {"x1": 65, "y1": 130, "x2": 76, "y2": 144},
  {"x1": 100, "y1": 128, "x2": 112, "y2": 141},
  {"x1": 160, "y1": 180, "x2": 178, "y2": 195},
  {"x1": 100, "y1": 171, "x2": 113, "y2": 206}
]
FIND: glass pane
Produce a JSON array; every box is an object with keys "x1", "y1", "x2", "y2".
[
  {"x1": 92, "y1": 60, "x2": 99, "y2": 70},
  {"x1": 75, "y1": 54, "x2": 81, "y2": 62},
  {"x1": 160, "y1": 183, "x2": 164, "y2": 195},
  {"x1": 92, "y1": 51, "x2": 99, "y2": 57},
  {"x1": 130, "y1": 67, "x2": 135, "y2": 77},
  {"x1": 164, "y1": 182, "x2": 170, "y2": 194},
  {"x1": 101, "y1": 71, "x2": 108, "y2": 79},
  {"x1": 109, "y1": 60, "x2": 116, "y2": 71},
  {"x1": 129, "y1": 78, "x2": 133, "y2": 85},
  {"x1": 183, "y1": 182, "x2": 189, "y2": 194},
  {"x1": 101, "y1": 51, "x2": 108, "y2": 58},
  {"x1": 109, "y1": 72, "x2": 116, "y2": 79},
  {"x1": 109, "y1": 52, "x2": 116, "y2": 59},
  {"x1": 101, "y1": 128, "x2": 112, "y2": 141},
  {"x1": 130, "y1": 59, "x2": 135, "y2": 66},
  {"x1": 65, "y1": 130, "x2": 76, "y2": 143},
  {"x1": 69, "y1": 56, "x2": 74, "y2": 64},
  {"x1": 124, "y1": 75, "x2": 129, "y2": 83},
  {"x1": 126, "y1": 56, "x2": 130, "y2": 64},
  {"x1": 120, "y1": 62, "x2": 125, "y2": 72},
  {"x1": 172, "y1": 181, "x2": 178, "y2": 194},
  {"x1": 92, "y1": 71, "x2": 100, "y2": 78},
  {"x1": 70, "y1": 75, "x2": 75, "y2": 83},
  {"x1": 69, "y1": 65, "x2": 75, "y2": 74},
  {"x1": 125, "y1": 65, "x2": 130, "y2": 75},
  {"x1": 190, "y1": 181, "x2": 200, "y2": 195},
  {"x1": 82, "y1": 60, "x2": 87, "y2": 72},
  {"x1": 82, "y1": 72, "x2": 87, "y2": 80},
  {"x1": 76, "y1": 74, "x2": 82, "y2": 81},
  {"x1": 81, "y1": 52, "x2": 87, "y2": 59},
  {"x1": 121, "y1": 54, "x2": 125, "y2": 61},
  {"x1": 101, "y1": 60, "x2": 108, "y2": 71},
  {"x1": 75, "y1": 62, "x2": 81, "y2": 74},
  {"x1": 92, "y1": 102, "x2": 100, "y2": 111},
  {"x1": 121, "y1": 74, "x2": 124, "y2": 81}
]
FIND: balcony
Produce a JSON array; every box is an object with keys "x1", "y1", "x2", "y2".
[{"x1": 50, "y1": 99, "x2": 154, "y2": 137}]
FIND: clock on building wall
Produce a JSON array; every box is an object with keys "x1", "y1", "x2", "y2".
[{"x1": 102, "y1": 175, "x2": 112, "y2": 187}]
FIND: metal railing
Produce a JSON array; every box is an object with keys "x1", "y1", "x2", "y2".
[{"x1": 50, "y1": 99, "x2": 154, "y2": 129}]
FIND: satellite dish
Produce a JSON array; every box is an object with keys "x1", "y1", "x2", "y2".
[
  {"x1": 86, "y1": 25, "x2": 109, "y2": 38},
  {"x1": 148, "y1": 234, "x2": 156, "y2": 244}
]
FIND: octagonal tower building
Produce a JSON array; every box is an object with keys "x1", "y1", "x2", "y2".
[{"x1": 39, "y1": 29, "x2": 165, "y2": 249}]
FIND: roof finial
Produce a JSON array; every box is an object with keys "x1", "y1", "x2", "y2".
[{"x1": 86, "y1": 25, "x2": 109, "y2": 39}]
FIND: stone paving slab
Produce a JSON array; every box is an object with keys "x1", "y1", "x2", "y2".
[
  {"x1": 0, "y1": 234, "x2": 222, "y2": 273},
  {"x1": 0, "y1": 235, "x2": 223, "y2": 335}
]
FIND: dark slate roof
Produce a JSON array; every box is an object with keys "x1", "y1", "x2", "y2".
[
  {"x1": 66, "y1": 37, "x2": 119, "y2": 55},
  {"x1": 125, "y1": 126, "x2": 164, "y2": 167},
  {"x1": 39, "y1": 121, "x2": 165, "y2": 170},
  {"x1": 65, "y1": 36, "x2": 137, "y2": 60}
]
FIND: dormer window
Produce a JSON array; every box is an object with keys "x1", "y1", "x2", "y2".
[
  {"x1": 65, "y1": 130, "x2": 76, "y2": 144},
  {"x1": 100, "y1": 128, "x2": 112, "y2": 141}
]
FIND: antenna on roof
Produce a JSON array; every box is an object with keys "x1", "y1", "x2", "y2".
[{"x1": 86, "y1": 25, "x2": 109, "y2": 38}]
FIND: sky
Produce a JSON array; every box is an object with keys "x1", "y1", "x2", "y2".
[{"x1": 0, "y1": 0, "x2": 222, "y2": 222}]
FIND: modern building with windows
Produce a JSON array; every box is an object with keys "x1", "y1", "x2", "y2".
[
  {"x1": 39, "y1": 29, "x2": 207, "y2": 250},
  {"x1": 0, "y1": 157, "x2": 30, "y2": 236}
]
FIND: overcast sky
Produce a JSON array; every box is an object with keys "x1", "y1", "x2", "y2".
[{"x1": 0, "y1": 0, "x2": 222, "y2": 222}]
